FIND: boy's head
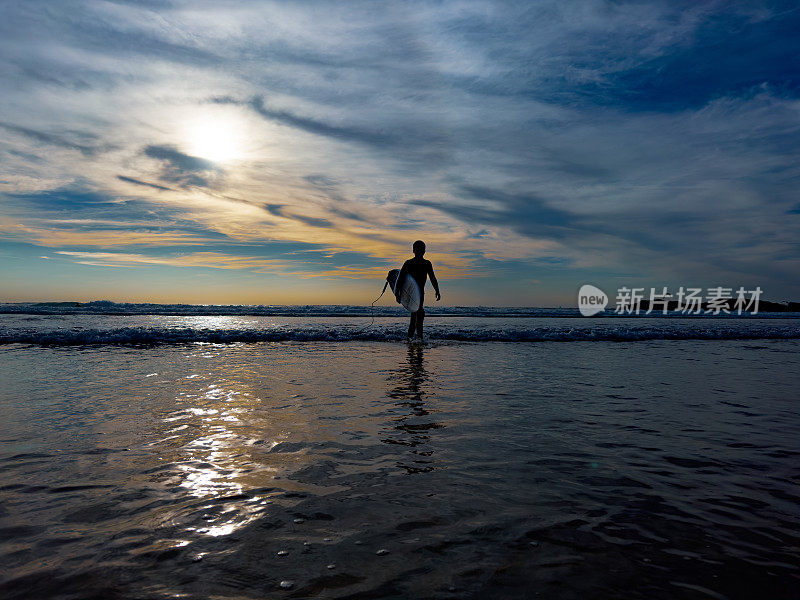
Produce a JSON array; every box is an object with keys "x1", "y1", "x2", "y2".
[{"x1": 412, "y1": 240, "x2": 426, "y2": 256}]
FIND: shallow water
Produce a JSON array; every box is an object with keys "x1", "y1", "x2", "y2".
[{"x1": 1, "y1": 339, "x2": 799, "y2": 599}]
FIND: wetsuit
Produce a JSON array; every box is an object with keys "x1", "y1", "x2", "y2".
[{"x1": 396, "y1": 256, "x2": 439, "y2": 338}]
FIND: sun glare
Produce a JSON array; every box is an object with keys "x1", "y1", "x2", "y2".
[{"x1": 184, "y1": 112, "x2": 247, "y2": 163}]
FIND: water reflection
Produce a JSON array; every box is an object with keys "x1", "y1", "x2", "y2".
[
  {"x1": 383, "y1": 343, "x2": 443, "y2": 473},
  {"x1": 151, "y1": 374, "x2": 275, "y2": 539}
]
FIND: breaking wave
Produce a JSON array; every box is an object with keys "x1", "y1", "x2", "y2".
[
  {"x1": 2, "y1": 301, "x2": 796, "y2": 318},
  {"x1": 0, "y1": 301, "x2": 562, "y2": 317},
  {"x1": 2, "y1": 323, "x2": 799, "y2": 346}
]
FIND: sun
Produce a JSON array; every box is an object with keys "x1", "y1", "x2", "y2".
[{"x1": 184, "y1": 111, "x2": 246, "y2": 163}]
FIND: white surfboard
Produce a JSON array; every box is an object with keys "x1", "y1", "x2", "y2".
[{"x1": 387, "y1": 269, "x2": 421, "y2": 313}]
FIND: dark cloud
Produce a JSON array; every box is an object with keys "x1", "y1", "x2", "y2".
[
  {"x1": 6, "y1": 188, "x2": 118, "y2": 210},
  {"x1": 143, "y1": 145, "x2": 218, "y2": 188},
  {"x1": 0, "y1": 122, "x2": 99, "y2": 156},
  {"x1": 303, "y1": 173, "x2": 366, "y2": 222},
  {"x1": 326, "y1": 205, "x2": 366, "y2": 223},
  {"x1": 262, "y1": 203, "x2": 332, "y2": 228},
  {"x1": 290, "y1": 213, "x2": 333, "y2": 228},
  {"x1": 209, "y1": 94, "x2": 453, "y2": 169},
  {"x1": 117, "y1": 175, "x2": 173, "y2": 191},
  {"x1": 143, "y1": 145, "x2": 213, "y2": 172},
  {"x1": 414, "y1": 184, "x2": 576, "y2": 239},
  {"x1": 263, "y1": 204, "x2": 285, "y2": 218},
  {"x1": 303, "y1": 174, "x2": 340, "y2": 188},
  {"x1": 212, "y1": 96, "x2": 400, "y2": 148}
]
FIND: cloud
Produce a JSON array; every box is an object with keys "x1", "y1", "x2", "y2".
[
  {"x1": 208, "y1": 94, "x2": 454, "y2": 169},
  {"x1": 5, "y1": 224, "x2": 212, "y2": 248},
  {"x1": 55, "y1": 250, "x2": 285, "y2": 270},
  {"x1": 260, "y1": 203, "x2": 332, "y2": 228},
  {"x1": 414, "y1": 184, "x2": 576, "y2": 239},
  {"x1": 0, "y1": 122, "x2": 100, "y2": 156},
  {"x1": 117, "y1": 175, "x2": 173, "y2": 191},
  {"x1": 212, "y1": 96, "x2": 401, "y2": 149},
  {"x1": 595, "y1": 9, "x2": 800, "y2": 112},
  {"x1": 53, "y1": 249, "x2": 390, "y2": 279},
  {"x1": 1, "y1": 1, "x2": 799, "y2": 301},
  {"x1": 142, "y1": 145, "x2": 219, "y2": 188}
]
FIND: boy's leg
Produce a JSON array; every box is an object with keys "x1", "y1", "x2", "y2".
[
  {"x1": 408, "y1": 312, "x2": 417, "y2": 339},
  {"x1": 415, "y1": 308, "x2": 425, "y2": 339}
]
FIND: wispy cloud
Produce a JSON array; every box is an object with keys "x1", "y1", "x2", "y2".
[
  {"x1": 53, "y1": 250, "x2": 400, "y2": 280},
  {"x1": 117, "y1": 175, "x2": 173, "y2": 192},
  {"x1": 2, "y1": 222, "x2": 213, "y2": 248},
  {"x1": 0, "y1": 122, "x2": 102, "y2": 156},
  {"x1": 212, "y1": 96, "x2": 401, "y2": 149},
  {"x1": 55, "y1": 250, "x2": 285, "y2": 271}
]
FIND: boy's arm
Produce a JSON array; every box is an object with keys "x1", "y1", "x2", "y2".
[{"x1": 428, "y1": 261, "x2": 441, "y2": 301}]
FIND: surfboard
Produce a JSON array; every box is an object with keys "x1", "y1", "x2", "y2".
[{"x1": 386, "y1": 269, "x2": 421, "y2": 313}]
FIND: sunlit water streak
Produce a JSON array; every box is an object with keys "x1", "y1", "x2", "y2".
[{"x1": 1, "y1": 336, "x2": 798, "y2": 599}]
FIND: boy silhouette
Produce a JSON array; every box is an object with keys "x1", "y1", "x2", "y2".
[{"x1": 396, "y1": 240, "x2": 441, "y2": 340}]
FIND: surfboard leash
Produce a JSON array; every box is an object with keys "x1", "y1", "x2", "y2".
[{"x1": 358, "y1": 279, "x2": 390, "y2": 332}]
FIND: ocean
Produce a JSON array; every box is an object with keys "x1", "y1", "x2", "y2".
[{"x1": 1, "y1": 304, "x2": 799, "y2": 599}]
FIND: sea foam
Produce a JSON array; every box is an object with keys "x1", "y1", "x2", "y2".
[{"x1": 2, "y1": 323, "x2": 799, "y2": 346}]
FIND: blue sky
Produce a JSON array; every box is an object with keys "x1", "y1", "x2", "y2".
[{"x1": 1, "y1": 1, "x2": 799, "y2": 305}]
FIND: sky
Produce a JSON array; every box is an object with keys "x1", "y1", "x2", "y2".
[{"x1": 1, "y1": 0, "x2": 799, "y2": 306}]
